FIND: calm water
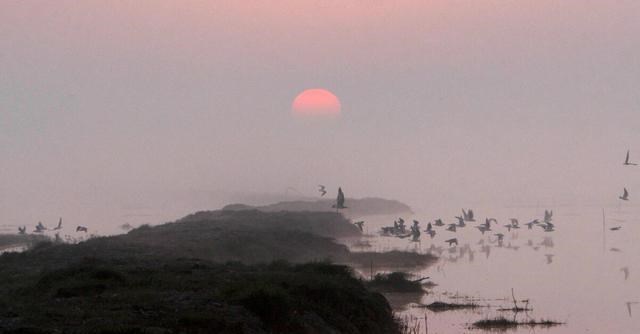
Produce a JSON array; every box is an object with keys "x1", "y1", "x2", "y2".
[{"x1": 347, "y1": 206, "x2": 640, "y2": 333}]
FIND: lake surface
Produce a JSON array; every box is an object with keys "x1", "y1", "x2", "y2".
[{"x1": 347, "y1": 205, "x2": 640, "y2": 333}]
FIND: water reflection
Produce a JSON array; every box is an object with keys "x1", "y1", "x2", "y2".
[{"x1": 344, "y1": 206, "x2": 640, "y2": 333}]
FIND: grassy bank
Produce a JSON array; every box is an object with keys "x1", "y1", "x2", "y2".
[{"x1": 0, "y1": 210, "x2": 435, "y2": 333}]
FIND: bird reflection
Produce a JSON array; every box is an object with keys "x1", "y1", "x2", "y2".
[
  {"x1": 621, "y1": 267, "x2": 629, "y2": 280},
  {"x1": 539, "y1": 237, "x2": 554, "y2": 248},
  {"x1": 627, "y1": 302, "x2": 639, "y2": 317},
  {"x1": 480, "y1": 245, "x2": 491, "y2": 259}
]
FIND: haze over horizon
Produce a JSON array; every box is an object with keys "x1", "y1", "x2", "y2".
[{"x1": 2, "y1": 1, "x2": 640, "y2": 228}]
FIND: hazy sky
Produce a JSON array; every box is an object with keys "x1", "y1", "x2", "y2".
[{"x1": 2, "y1": 1, "x2": 640, "y2": 227}]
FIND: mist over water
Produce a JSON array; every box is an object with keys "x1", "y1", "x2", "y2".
[
  {"x1": 2, "y1": 1, "x2": 640, "y2": 230},
  {"x1": 1, "y1": 2, "x2": 640, "y2": 332},
  {"x1": 347, "y1": 205, "x2": 640, "y2": 333}
]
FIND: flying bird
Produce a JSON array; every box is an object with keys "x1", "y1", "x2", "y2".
[
  {"x1": 33, "y1": 222, "x2": 46, "y2": 233},
  {"x1": 353, "y1": 221, "x2": 364, "y2": 232},
  {"x1": 317, "y1": 185, "x2": 327, "y2": 196},
  {"x1": 620, "y1": 188, "x2": 629, "y2": 201},
  {"x1": 624, "y1": 150, "x2": 637, "y2": 166},
  {"x1": 462, "y1": 209, "x2": 476, "y2": 222},
  {"x1": 445, "y1": 238, "x2": 458, "y2": 247},
  {"x1": 539, "y1": 223, "x2": 555, "y2": 232},
  {"x1": 525, "y1": 220, "x2": 539, "y2": 229},
  {"x1": 53, "y1": 218, "x2": 63, "y2": 230},
  {"x1": 18, "y1": 226, "x2": 26, "y2": 235},
  {"x1": 610, "y1": 226, "x2": 622, "y2": 231},
  {"x1": 544, "y1": 210, "x2": 553, "y2": 223},
  {"x1": 434, "y1": 219, "x2": 445, "y2": 227},
  {"x1": 76, "y1": 226, "x2": 88, "y2": 233},
  {"x1": 446, "y1": 224, "x2": 457, "y2": 232},
  {"x1": 476, "y1": 225, "x2": 490, "y2": 234}
]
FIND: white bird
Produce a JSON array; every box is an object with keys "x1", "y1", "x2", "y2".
[
  {"x1": 620, "y1": 188, "x2": 629, "y2": 201},
  {"x1": 624, "y1": 150, "x2": 637, "y2": 166}
]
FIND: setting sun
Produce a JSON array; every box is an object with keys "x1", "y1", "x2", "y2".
[{"x1": 291, "y1": 88, "x2": 341, "y2": 118}]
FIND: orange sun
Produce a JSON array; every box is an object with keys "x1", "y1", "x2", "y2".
[{"x1": 292, "y1": 88, "x2": 341, "y2": 118}]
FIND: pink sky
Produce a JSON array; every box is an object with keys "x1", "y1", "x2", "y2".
[{"x1": 1, "y1": 1, "x2": 640, "y2": 228}]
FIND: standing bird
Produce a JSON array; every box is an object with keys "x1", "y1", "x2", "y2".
[
  {"x1": 53, "y1": 218, "x2": 63, "y2": 230},
  {"x1": 620, "y1": 188, "x2": 629, "y2": 201},
  {"x1": 332, "y1": 187, "x2": 347, "y2": 210},
  {"x1": 317, "y1": 185, "x2": 327, "y2": 197},
  {"x1": 624, "y1": 150, "x2": 638, "y2": 166}
]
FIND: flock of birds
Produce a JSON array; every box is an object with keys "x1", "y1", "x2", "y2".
[
  {"x1": 373, "y1": 208, "x2": 557, "y2": 249},
  {"x1": 17, "y1": 218, "x2": 88, "y2": 235}
]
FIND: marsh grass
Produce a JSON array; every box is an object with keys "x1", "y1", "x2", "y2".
[
  {"x1": 472, "y1": 316, "x2": 563, "y2": 329},
  {"x1": 414, "y1": 301, "x2": 481, "y2": 312}
]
